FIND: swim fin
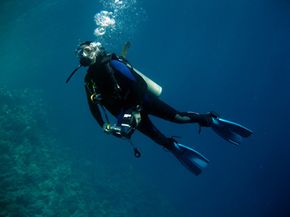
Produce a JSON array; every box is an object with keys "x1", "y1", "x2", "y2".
[
  {"x1": 211, "y1": 117, "x2": 253, "y2": 146},
  {"x1": 171, "y1": 142, "x2": 209, "y2": 175}
]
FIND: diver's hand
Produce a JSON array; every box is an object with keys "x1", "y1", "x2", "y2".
[
  {"x1": 103, "y1": 123, "x2": 111, "y2": 134},
  {"x1": 90, "y1": 93, "x2": 102, "y2": 104},
  {"x1": 103, "y1": 123, "x2": 122, "y2": 138}
]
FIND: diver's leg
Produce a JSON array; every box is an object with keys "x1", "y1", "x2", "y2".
[
  {"x1": 173, "y1": 112, "x2": 212, "y2": 126},
  {"x1": 137, "y1": 113, "x2": 173, "y2": 150},
  {"x1": 143, "y1": 94, "x2": 212, "y2": 126},
  {"x1": 137, "y1": 112, "x2": 209, "y2": 175}
]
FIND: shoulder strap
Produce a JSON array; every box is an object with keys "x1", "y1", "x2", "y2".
[{"x1": 101, "y1": 54, "x2": 123, "y2": 100}]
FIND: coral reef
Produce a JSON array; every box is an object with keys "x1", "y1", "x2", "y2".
[{"x1": 0, "y1": 88, "x2": 177, "y2": 217}]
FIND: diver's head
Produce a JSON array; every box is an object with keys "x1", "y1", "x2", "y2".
[
  {"x1": 66, "y1": 41, "x2": 104, "y2": 83},
  {"x1": 76, "y1": 41, "x2": 104, "y2": 66}
]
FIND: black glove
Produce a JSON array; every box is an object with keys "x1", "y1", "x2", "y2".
[
  {"x1": 103, "y1": 123, "x2": 122, "y2": 138},
  {"x1": 90, "y1": 93, "x2": 102, "y2": 104}
]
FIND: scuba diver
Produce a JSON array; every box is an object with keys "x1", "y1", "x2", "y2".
[{"x1": 66, "y1": 41, "x2": 253, "y2": 175}]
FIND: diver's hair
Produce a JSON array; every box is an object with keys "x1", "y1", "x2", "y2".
[
  {"x1": 75, "y1": 41, "x2": 106, "y2": 57},
  {"x1": 80, "y1": 41, "x2": 92, "y2": 46},
  {"x1": 79, "y1": 41, "x2": 93, "y2": 48}
]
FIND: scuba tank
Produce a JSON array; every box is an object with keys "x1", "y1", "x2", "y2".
[
  {"x1": 120, "y1": 41, "x2": 162, "y2": 97},
  {"x1": 132, "y1": 68, "x2": 162, "y2": 97}
]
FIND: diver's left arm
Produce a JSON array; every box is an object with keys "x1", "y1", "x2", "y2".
[{"x1": 84, "y1": 81, "x2": 105, "y2": 128}]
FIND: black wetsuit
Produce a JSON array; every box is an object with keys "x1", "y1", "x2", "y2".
[{"x1": 84, "y1": 54, "x2": 211, "y2": 149}]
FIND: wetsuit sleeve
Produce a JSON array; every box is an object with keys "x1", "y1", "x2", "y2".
[{"x1": 84, "y1": 81, "x2": 105, "y2": 128}]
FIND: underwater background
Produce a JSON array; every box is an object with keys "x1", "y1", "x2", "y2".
[{"x1": 1, "y1": 0, "x2": 290, "y2": 216}]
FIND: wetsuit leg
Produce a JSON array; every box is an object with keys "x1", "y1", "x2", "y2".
[
  {"x1": 143, "y1": 93, "x2": 212, "y2": 126},
  {"x1": 137, "y1": 112, "x2": 173, "y2": 150}
]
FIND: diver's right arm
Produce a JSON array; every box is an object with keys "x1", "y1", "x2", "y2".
[{"x1": 85, "y1": 83, "x2": 125, "y2": 138}]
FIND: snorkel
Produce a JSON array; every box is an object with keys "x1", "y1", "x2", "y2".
[{"x1": 65, "y1": 64, "x2": 82, "y2": 83}]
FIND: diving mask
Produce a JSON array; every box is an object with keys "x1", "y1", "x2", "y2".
[{"x1": 77, "y1": 42, "x2": 102, "y2": 66}]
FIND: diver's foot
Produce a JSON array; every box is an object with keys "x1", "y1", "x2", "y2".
[
  {"x1": 179, "y1": 111, "x2": 213, "y2": 127},
  {"x1": 194, "y1": 111, "x2": 221, "y2": 127}
]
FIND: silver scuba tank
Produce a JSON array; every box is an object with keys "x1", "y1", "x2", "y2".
[{"x1": 133, "y1": 68, "x2": 162, "y2": 97}]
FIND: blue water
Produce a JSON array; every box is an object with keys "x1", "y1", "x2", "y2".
[{"x1": 1, "y1": 0, "x2": 290, "y2": 216}]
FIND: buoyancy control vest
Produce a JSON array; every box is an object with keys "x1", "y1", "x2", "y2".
[{"x1": 86, "y1": 53, "x2": 162, "y2": 100}]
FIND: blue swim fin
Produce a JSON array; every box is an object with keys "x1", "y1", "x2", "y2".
[
  {"x1": 171, "y1": 142, "x2": 209, "y2": 175},
  {"x1": 211, "y1": 117, "x2": 253, "y2": 146}
]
